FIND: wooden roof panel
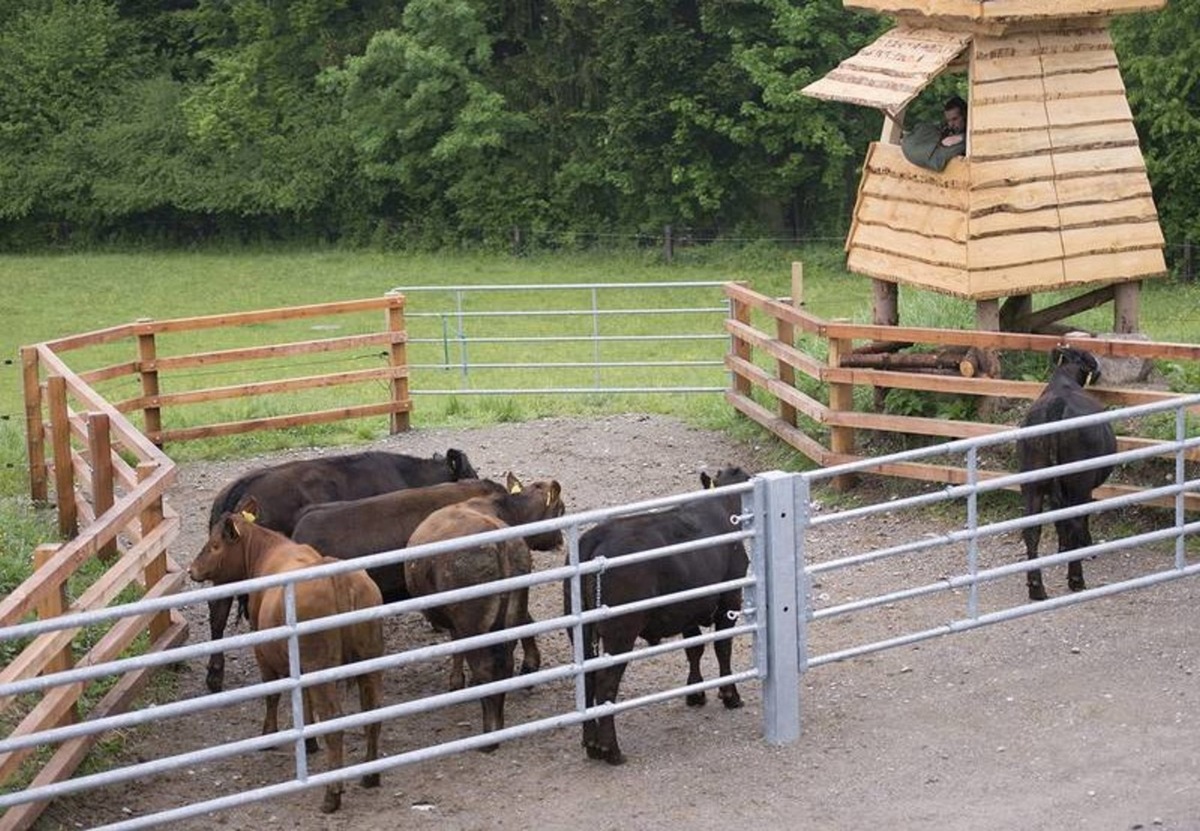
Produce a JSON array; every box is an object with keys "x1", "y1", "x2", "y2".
[
  {"x1": 844, "y1": 0, "x2": 1165, "y2": 23},
  {"x1": 801, "y1": 27, "x2": 971, "y2": 116}
]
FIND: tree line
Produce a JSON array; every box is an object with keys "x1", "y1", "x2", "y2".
[{"x1": 0, "y1": 0, "x2": 1194, "y2": 252}]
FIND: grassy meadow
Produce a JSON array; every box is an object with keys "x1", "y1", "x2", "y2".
[{"x1": 2, "y1": 243, "x2": 1198, "y2": 580}]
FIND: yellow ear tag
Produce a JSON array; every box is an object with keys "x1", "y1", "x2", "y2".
[
  {"x1": 509, "y1": 482, "x2": 522, "y2": 494},
  {"x1": 241, "y1": 511, "x2": 257, "y2": 523}
]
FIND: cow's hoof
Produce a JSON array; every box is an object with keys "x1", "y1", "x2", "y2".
[
  {"x1": 321, "y1": 791, "x2": 342, "y2": 814},
  {"x1": 204, "y1": 671, "x2": 224, "y2": 694},
  {"x1": 585, "y1": 743, "x2": 605, "y2": 760},
  {"x1": 304, "y1": 738, "x2": 320, "y2": 754},
  {"x1": 477, "y1": 742, "x2": 500, "y2": 754},
  {"x1": 1068, "y1": 578, "x2": 1087, "y2": 593},
  {"x1": 1027, "y1": 585, "x2": 1048, "y2": 602},
  {"x1": 603, "y1": 748, "x2": 626, "y2": 766},
  {"x1": 686, "y1": 691, "x2": 707, "y2": 707},
  {"x1": 520, "y1": 661, "x2": 539, "y2": 676},
  {"x1": 721, "y1": 692, "x2": 744, "y2": 710},
  {"x1": 361, "y1": 773, "x2": 381, "y2": 789}
]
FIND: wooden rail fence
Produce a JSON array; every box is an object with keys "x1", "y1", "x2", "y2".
[
  {"x1": 724, "y1": 280, "x2": 1200, "y2": 509},
  {"x1": 3, "y1": 294, "x2": 412, "y2": 831}
]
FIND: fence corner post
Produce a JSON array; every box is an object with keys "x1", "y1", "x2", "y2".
[
  {"x1": 752, "y1": 470, "x2": 805, "y2": 746},
  {"x1": 385, "y1": 291, "x2": 411, "y2": 434},
  {"x1": 135, "y1": 319, "x2": 163, "y2": 449},
  {"x1": 22, "y1": 345, "x2": 48, "y2": 503}
]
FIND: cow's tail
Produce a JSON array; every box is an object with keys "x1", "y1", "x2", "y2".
[
  {"x1": 1044, "y1": 398, "x2": 1067, "y2": 507},
  {"x1": 578, "y1": 572, "x2": 600, "y2": 663}
]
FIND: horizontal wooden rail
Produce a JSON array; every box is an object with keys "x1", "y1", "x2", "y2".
[
  {"x1": 156, "y1": 399, "x2": 411, "y2": 444},
  {"x1": 143, "y1": 330, "x2": 403, "y2": 373},
  {"x1": 128, "y1": 295, "x2": 402, "y2": 336},
  {"x1": 116, "y1": 365, "x2": 408, "y2": 413}
]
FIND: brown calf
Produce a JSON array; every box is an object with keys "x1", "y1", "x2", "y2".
[
  {"x1": 404, "y1": 474, "x2": 565, "y2": 751},
  {"x1": 189, "y1": 506, "x2": 384, "y2": 814}
]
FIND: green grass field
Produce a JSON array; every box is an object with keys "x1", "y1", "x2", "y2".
[{"x1": 3, "y1": 244, "x2": 1198, "y2": 491}]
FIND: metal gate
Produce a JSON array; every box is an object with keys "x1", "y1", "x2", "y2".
[{"x1": 2, "y1": 393, "x2": 1196, "y2": 829}]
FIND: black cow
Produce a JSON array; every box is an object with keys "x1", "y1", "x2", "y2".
[
  {"x1": 566, "y1": 466, "x2": 751, "y2": 765},
  {"x1": 1017, "y1": 347, "x2": 1116, "y2": 601},
  {"x1": 201, "y1": 448, "x2": 478, "y2": 693}
]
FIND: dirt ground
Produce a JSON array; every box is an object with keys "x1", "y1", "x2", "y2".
[{"x1": 34, "y1": 414, "x2": 1200, "y2": 831}]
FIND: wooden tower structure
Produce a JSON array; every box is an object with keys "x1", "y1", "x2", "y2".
[{"x1": 802, "y1": 0, "x2": 1167, "y2": 335}]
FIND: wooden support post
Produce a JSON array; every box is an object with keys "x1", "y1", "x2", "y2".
[
  {"x1": 975, "y1": 300, "x2": 1001, "y2": 419},
  {"x1": 880, "y1": 108, "x2": 906, "y2": 144},
  {"x1": 385, "y1": 291, "x2": 411, "y2": 434},
  {"x1": 1114, "y1": 281, "x2": 1141, "y2": 334},
  {"x1": 47, "y1": 376, "x2": 77, "y2": 538},
  {"x1": 791, "y1": 262, "x2": 805, "y2": 307},
  {"x1": 975, "y1": 299, "x2": 1000, "y2": 332},
  {"x1": 999, "y1": 294, "x2": 1032, "y2": 332},
  {"x1": 871, "y1": 280, "x2": 899, "y2": 411},
  {"x1": 663, "y1": 225, "x2": 674, "y2": 264},
  {"x1": 138, "y1": 463, "x2": 170, "y2": 642},
  {"x1": 32, "y1": 545, "x2": 77, "y2": 707},
  {"x1": 135, "y1": 321, "x2": 163, "y2": 448},
  {"x1": 22, "y1": 346, "x2": 47, "y2": 504},
  {"x1": 87, "y1": 412, "x2": 116, "y2": 563},
  {"x1": 827, "y1": 325, "x2": 857, "y2": 490}
]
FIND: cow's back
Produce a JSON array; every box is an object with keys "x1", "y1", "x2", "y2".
[
  {"x1": 293, "y1": 480, "x2": 506, "y2": 559},
  {"x1": 209, "y1": 450, "x2": 477, "y2": 537},
  {"x1": 578, "y1": 500, "x2": 746, "y2": 613}
]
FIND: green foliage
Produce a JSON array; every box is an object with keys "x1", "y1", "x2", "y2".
[
  {"x1": 1114, "y1": 1, "x2": 1200, "y2": 249},
  {"x1": 0, "y1": 0, "x2": 886, "y2": 246}
]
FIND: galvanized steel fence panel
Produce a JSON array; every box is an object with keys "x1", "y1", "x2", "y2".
[{"x1": 2, "y1": 395, "x2": 1197, "y2": 828}]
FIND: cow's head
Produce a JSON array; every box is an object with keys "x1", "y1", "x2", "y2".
[
  {"x1": 189, "y1": 497, "x2": 259, "y2": 584},
  {"x1": 446, "y1": 448, "x2": 480, "y2": 481},
  {"x1": 700, "y1": 466, "x2": 752, "y2": 489},
  {"x1": 1051, "y1": 346, "x2": 1102, "y2": 387},
  {"x1": 505, "y1": 472, "x2": 565, "y2": 551}
]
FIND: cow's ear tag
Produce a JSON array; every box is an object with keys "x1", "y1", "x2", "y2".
[
  {"x1": 509, "y1": 482, "x2": 522, "y2": 494},
  {"x1": 241, "y1": 511, "x2": 257, "y2": 523},
  {"x1": 1085, "y1": 372, "x2": 1094, "y2": 387}
]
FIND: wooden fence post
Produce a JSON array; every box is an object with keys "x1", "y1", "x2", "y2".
[
  {"x1": 32, "y1": 545, "x2": 77, "y2": 713},
  {"x1": 47, "y1": 376, "x2": 77, "y2": 538},
  {"x1": 87, "y1": 412, "x2": 116, "y2": 563},
  {"x1": 137, "y1": 462, "x2": 170, "y2": 641},
  {"x1": 663, "y1": 225, "x2": 674, "y2": 264},
  {"x1": 777, "y1": 264, "x2": 803, "y2": 427},
  {"x1": 135, "y1": 320, "x2": 163, "y2": 448},
  {"x1": 22, "y1": 346, "x2": 48, "y2": 504},
  {"x1": 385, "y1": 291, "x2": 411, "y2": 434},
  {"x1": 731, "y1": 296, "x2": 753, "y2": 399},
  {"x1": 827, "y1": 325, "x2": 857, "y2": 490}
]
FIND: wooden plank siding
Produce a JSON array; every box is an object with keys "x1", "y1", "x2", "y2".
[{"x1": 837, "y1": 18, "x2": 1165, "y2": 299}]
